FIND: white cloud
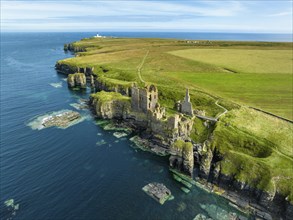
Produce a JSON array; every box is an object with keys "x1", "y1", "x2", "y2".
[
  {"x1": 1, "y1": 0, "x2": 245, "y2": 20},
  {"x1": 0, "y1": 0, "x2": 291, "y2": 33},
  {"x1": 268, "y1": 11, "x2": 292, "y2": 17}
]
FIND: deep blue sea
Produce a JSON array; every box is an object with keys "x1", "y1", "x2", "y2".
[
  {"x1": 101, "y1": 32, "x2": 292, "y2": 42},
  {"x1": 1, "y1": 32, "x2": 286, "y2": 220}
]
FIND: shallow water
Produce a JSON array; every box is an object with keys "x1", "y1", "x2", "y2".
[{"x1": 1, "y1": 32, "x2": 252, "y2": 220}]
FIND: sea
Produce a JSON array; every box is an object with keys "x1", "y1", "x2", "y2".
[{"x1": 1, "y1": 32, "x2": 290, "y2": 220}]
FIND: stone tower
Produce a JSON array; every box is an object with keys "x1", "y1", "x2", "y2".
[
  {"x1": 131, "y1": 84, "x2": 140, "y2": 111},
  {"x1": 181, "y1": 89, "x2": 193, "y2": 116},
  {"x1": 131, "y1": 84, "x2": 158, "y2": 113}
]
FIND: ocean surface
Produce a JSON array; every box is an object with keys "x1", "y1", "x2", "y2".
[
  {"x1": 0, "y1": 32, "x2": 283, "y2": 220},
  {"x1": 101, "y1": 32, "x2": 292, "y2": 42}
]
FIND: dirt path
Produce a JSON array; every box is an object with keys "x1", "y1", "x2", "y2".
[
  {"x1": 137, "y1": 50, "x2": 149, "y2": 83},
  {"x1": 215, "y1": 100, "x2": 228, "y2": 120}
]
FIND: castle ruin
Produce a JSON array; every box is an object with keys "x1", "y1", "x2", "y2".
[
  {"x1": 176, "y1": 89, "x2": 193, "y2": 116},
  {"x1": 131, "y1": 84, "x2": 159, "y2": 113}
]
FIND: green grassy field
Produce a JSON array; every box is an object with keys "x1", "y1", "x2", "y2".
[
  {"x1": 213, "y1": 107, "x2": 293, "y2": 201},
  {"x1": 169, "y1": 48, "x2": 293, "y2": 74},
  {"x1": 58, "y1": 37, "x2": 293, "y2": 202},
  {"x1": 60, "y1": 38, "x2": 292, "y2": 119}
]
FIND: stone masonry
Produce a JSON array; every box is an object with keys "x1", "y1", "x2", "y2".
[
  {"x1": 176, "y1": 89, "x2": 193, "y2": 116},
  {"x1": 131, "y1": 84, "x2": 158, "y2": 113}
]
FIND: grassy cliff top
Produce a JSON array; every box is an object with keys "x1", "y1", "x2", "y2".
[
  {"x1": 58, "y1": 37, "x2": 292, "y2": 119},
  {"x1": 212, "y1": 107, "x2": 293, "y2": 201},
  {"x1": 91, "y1": 91, "x2": 130, "y2": 104}
]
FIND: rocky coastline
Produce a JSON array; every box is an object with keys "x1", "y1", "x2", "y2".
[{"x1": 55, "y1": 48, "x2": 293, "y2": 220}]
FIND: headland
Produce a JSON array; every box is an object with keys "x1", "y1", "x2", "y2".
[{"x1": 55, "y1": 36, "x2": 293, "y2": 219}]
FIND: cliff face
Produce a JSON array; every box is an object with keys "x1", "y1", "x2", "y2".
[
  {"x1": 193, "y1": 139, "x2": 293, "y2": 219},
  {"x1": 55, "y1": 62, "x2": 131, "y2": 95},
  {"x1": 67, "y1": 73, "x2": 86, "y2": 88},
  {"x1": 169, "y1": 140, "x2": 194, "y2": 176},
  {"x1": 94, "y1": 79, "x2": 131, "y2": 96},
  {"x1": 90, "y1": 91, "x2": 131, "y2": 119}
]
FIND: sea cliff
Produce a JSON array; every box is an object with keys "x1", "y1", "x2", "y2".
[{"x1": 55, "y1": 38, "x2": 293, "y2": 219}]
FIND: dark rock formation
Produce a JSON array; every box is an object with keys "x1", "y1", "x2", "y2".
[{"x1": 169, "y1": 140, "x2": 194, "y2": 177}]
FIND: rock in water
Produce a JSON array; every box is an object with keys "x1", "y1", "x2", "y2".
[
  {"x1": 142, "y1": 182, "x2": 173, "y2": 205},
  {"x1": 67, "y1": 73, "x2": 86, "y2": 88},
  {"x1": 4, "y1": 199, "x2": 14, "y2": 207},
  {"x1": 42, "y1": 111, "x2": 81, "y2": 128},
  {"x1": 193, "y1": 214, "x2": 212, "y2": 220},
  {"x1": 113, "y1": 132, "x2": 128, "y2": 138}
]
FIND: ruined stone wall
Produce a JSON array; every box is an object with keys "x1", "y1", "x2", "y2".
[
  {"x1": 139, "y1": 89, "x2": 148, "y2": 113},
  {"x1": 179, "y1": 89, "x2": 193, "y2": 116},
  {"x1": 132, "y1": 85, "x2": 158, "y2": 113},
  {"x1": 147, "y1": 85, "x2": 158, "y2": 110},
  {"x1": 131, "y1": 86, "x2": 140, "y2": 111},
  {"x1": 181, "y1": 101, "x2": 193, "y2": 116}
]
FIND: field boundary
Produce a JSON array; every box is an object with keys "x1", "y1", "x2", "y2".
[{"x1": 249, "y1": 107, "x2": 293, "y2": 124}]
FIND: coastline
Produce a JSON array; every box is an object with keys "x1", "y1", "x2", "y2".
[{"x1": 55, "y1": 37, "x2": 293, "y2": 219}]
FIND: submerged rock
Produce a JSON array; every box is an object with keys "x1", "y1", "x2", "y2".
[
  {"x1": 113, "y1": 132, "x2": 128, "y2": 138},
  {"x1": 70, "y1": 103, "x2": 88, "y2": 110},
  {"x1": 193, "y1": 214, "x2": 212, "y2": 220},
  {"x1": 50, "y1": 82, "x2": 63, "y2": 88},
  {"x1": 4, "y1": 199, "x2": 19, "y2": 211},
  {"x1": 130, "y1": 135, "x2": 169, "y2": 156},
  {"x1": 177, "y1": 202, "x2": 187, "y2": 212},
  {"x1": 142, "y1": 182, "x2": 173, "y2": 205},
  {"x1": 96, "y1": 140, "x2": 107, "y2": 146},
  {"x1": 181, "y1": 187, "x2": 190, "y2": 194},
  {"x1": 199, "y1": 203, "x2": 246, "y2": 220},
  {"x1": 4, "y1": 199, "x2": 14, "y2": 207}
]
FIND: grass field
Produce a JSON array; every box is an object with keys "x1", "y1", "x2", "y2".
[
  {"x1": 58, "y1": 37, "x2": 293, "y2": 202},
  {"x1": 169, "y1": 48, "x2": 293, "y2": 74},
  {"x1": 213, "y1": 107, "x2": 293, "y2": 201},
  {"x1": 60, "y1": 38, "x2": 292, "y2": 119}
]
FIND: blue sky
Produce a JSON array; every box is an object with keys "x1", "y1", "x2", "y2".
[{"x1": 1, "y1": 0, "x2": 292, "y2": 33}]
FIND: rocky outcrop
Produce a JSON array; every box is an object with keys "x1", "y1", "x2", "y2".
[
  {"x1": 169, "y1": 140, "x2": 194, "y2": 176},
  {"x1": 142, "y1": 182, "x2": 173, "y2": 205},
  {"x1": 55, "y1": 62, "x2": 78, "y2": 74},
  {"x1": 90, "y1": 91, "x2": 131, "y2": 119},
  {"x1": 194, "y1": 141, "x2": 213, "y2": 179},
  {"x1": 42, "y1": 111, "x2": 81, "y2": 128},
  {"x1": 94, "y1": 79, "x2": 131, "y2": 96},
  {"x1": 67, "y1": 73, "x2": 86, "y2": 88},
  {"x1": 192, "y1": 140, "x2": 293, "y2": 219},
  {"x1": 64, "y1": 43, "x2": 86, "y2": 52}
]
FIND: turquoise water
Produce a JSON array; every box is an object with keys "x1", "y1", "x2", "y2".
[{"x1": 0, "y1": 32, "x2": 267, "y2": 220}]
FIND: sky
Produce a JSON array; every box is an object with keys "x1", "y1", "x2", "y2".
[{"x1": 1, "y1": 0, "x2": 292, "y2": 33}]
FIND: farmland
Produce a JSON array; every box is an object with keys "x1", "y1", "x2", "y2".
[{"x1": 60, "y1": 38, "x2": 293, "y2": 119}]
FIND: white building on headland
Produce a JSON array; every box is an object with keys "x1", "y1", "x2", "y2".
[{"x1": 94, "y1": 33, "x2": 105, "y2": 38}]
